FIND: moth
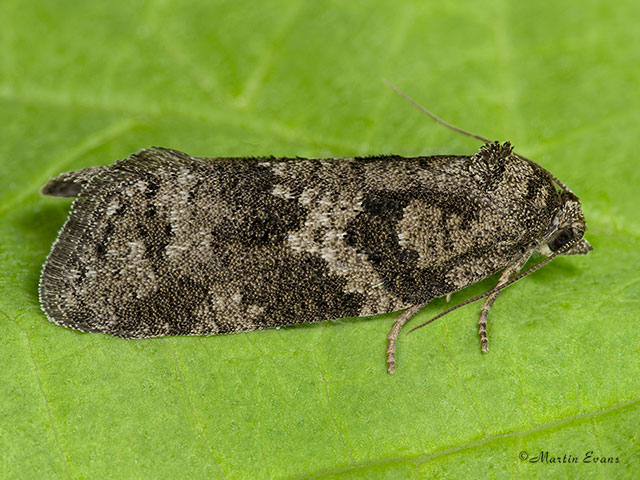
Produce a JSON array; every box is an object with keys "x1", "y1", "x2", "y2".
[{"x1": 39, "y1": 86, "x2": 591, "y2": 373}]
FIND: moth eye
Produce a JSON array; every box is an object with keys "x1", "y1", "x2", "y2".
[{"x1": 549, "y1": 229, "x2": 573, "y2": 252}]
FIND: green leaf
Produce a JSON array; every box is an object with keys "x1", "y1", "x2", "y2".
[{"x1": 1, "y1": 0, "x2": 638, "y2": 478}]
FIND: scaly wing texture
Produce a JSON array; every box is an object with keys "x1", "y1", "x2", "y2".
[
  {"x1": 1, "y1": 1, "x2": 639, "y2": 478},
  {"x1": 40, "y1": 144, "x2": 558, "y2": 338}
]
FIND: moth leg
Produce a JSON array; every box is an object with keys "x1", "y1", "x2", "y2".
[
  {"x1": 478, "y1": 291, "x2": 500, "y2": 353},
  {"x1": 478, "y1": 254, "x2": 531, "y2": 353},
  {"x1": 387, "y1": 304, "x2": 423, "y2": 374}
]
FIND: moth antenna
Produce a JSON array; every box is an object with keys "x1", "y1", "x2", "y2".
[
  {"x1": 384, "y1": 80, "x2": 575, "y2": 195},
  {"x1": 383, "y1": 79, "x2": 492, "y2": 143},
  {"x1": 408, "y1": 238, "x2": 580, "y2": 334},
  {"x1": 514, "y1": 153, "x2": 574, "y2": 195}
]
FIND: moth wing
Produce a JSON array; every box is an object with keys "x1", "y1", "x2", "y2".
[
  {"x1": 40, "y1": 148, "x2": 366, "y2": 338},
  {"x1": 41, "y1": 166, "x2": 109, "y2": 197},
  {"x1": 40, "y1": 147, "x2": 194, "y2": 198}
]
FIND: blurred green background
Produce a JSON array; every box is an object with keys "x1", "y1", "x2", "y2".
[{"x1": 1, "y1": 1, "x2": 639, "y2": 478}]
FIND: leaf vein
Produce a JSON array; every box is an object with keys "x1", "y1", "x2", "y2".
[
  {"x1": 293, "y1": 396, "x2": 640, "y2": 479},
  {"x1": 170, "y1": 345, "x2": 228, "y2": 480},
  {"x1": 0, "y1": 117, "x2": 137, "y2": 215},
  {"x1": 441, "y1": 340, "x2": 489, "y2": 437},
  {"x1": 313, "y1": 347, "x2": 356, "y2": 465},
  {"x1": 234, "y1": 0, "x2": 304, "y2": 109},
  {"x1": 0, "y1": 89, "x2": 361, "y2": 155},
  {"x1": 24, "y1": 331, "x2": 72, "y2": 479}
]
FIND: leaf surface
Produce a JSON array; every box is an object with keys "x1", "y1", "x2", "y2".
[{"x1": 1, "y1": 1, "x2": 638, "y2": 478}]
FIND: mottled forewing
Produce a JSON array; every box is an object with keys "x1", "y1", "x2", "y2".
[{"x1": 40, "y1": 145, "x2": 560, "y2": 337}]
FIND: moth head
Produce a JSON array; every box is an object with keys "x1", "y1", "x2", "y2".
[{"x1": 540, "y1": 192, "x2": 592, "y2": 256}]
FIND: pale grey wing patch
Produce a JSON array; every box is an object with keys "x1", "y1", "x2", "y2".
[{"x1": 268, "y1": 159, "x2": 408, "y2": 316}]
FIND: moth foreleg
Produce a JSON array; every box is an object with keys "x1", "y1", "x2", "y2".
[
  {"x1": 478, "y1": 252, "x2": 532, "y2": 353},
  {"x1": 478, "y1": 290, "x2": 500, "y2": 353},
  {"x1": 386, "y1": 304, "x2": 423, "y2": 374}
]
